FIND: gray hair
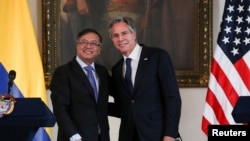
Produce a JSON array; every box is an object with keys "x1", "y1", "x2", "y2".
[{"x1": 108, "y1": 16, "x2": 136, "y2": 38}]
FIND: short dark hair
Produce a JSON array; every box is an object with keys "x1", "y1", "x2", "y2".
[{"x1": 77, "y1": 28, "x2": 102, "y2": 43}]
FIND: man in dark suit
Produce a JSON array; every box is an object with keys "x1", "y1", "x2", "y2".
[
  {"x1": 50, "y1": 28, "x2": 111, "y2": 141},
  {"x1": 108, "y1": 16, "x2": 182, "y2": 141}
]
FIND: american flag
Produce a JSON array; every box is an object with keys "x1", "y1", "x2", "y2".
[{"x1": 201, "y1": 0, "x2": 250, "y2": 135}]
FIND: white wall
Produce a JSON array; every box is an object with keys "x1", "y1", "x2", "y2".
[{"x1": 28, "y1": 0, "x2": 226, "y2": 140}]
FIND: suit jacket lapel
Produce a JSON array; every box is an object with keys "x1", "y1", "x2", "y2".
[
  {"x1": 95, "y1": 64, "x2": 106, "y2": 103},
  {"x1": 134, "y1": 47, "x2": 148, "y2": 93},
  {"x1": 71, "y1": 59, "x2": 96, "y2": 101},
  {"x1": 115, "y1": 59, "x2": 132, "y2": 96}
]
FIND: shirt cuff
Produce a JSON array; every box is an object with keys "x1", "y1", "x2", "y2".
[{"x1": 70, "y1": 133, "x2": 82, "y2": 141}]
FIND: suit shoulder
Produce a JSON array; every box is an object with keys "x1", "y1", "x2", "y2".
[
  {"x1": 54, "y1": 62, "x2": 69, "y2": 71},
  {"x1": 53, "y1": 59, "x2": 78, "y2": 74},
  {"x1": 95, "y1": 63, "x2": 108, "y2": 71},
  {"x1": 111, "y1": 58, "x2": 123, "y2": 70},
  {"x1": 142, "y1": 45, "x2": 170, "y2": 56},
  {"x1": 95, "y1": 63, "x2": 110, "y2": 75}
]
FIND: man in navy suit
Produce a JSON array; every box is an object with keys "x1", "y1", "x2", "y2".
[
  {"x1": 108, "y1": 16, "x2": 182, "y2": 141},
  {"x1": 50, "y1": 28, "x2": 111, "y2": 141}
]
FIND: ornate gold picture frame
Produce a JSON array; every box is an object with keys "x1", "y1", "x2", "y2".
[{"x1": 42, "y1": 0, "x2": 212, "y2": 88}]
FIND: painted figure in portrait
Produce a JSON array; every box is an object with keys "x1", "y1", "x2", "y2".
[{"x1": 60, "y1": 0, "x2": 194, "y2": 70}]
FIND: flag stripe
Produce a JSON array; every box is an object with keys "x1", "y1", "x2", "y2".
[
  {"x1": 234, "y1": 58, "x2": 250, "y2": 91},
  {"x1": 208, "y1": 73, "x2": 233, "y2": 124},
  {"x1": 202, "y1": 0, "x2": 250, "y2": 135},
  {"x1": 211, "y1": 57, "x2": 238, "y2": 107},
  {"x1": 214, "y1": 45, "x2": 249, "y2": 98},
  {"x1": 201, "y1": 116, "x2": 210, "y2": 135},
  {"x1": 243, "y1": 51, "x2": 250, "y2": 68}
]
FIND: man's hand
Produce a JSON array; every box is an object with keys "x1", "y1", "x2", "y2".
[{"x1": 163, "y1": 136, "x2": 175, "y2": 141}]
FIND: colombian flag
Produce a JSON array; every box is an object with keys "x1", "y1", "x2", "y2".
[{"x1": 0, "y1": 0, "x2": 52, "y2": 140}]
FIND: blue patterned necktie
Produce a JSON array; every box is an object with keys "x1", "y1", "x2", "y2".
[
  {"x1": 84, "y1": 66, "x2": 98, "y2": 101},
  {"x1": 125, "y1": 58, "x2": 133, "y2": 94}
]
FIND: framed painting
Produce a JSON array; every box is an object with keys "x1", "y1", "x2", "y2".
[{"x1": 42, "y1": 0, "x2": 212, "y2": 88}]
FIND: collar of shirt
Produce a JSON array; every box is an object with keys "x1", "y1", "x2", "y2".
[
  {"x1": 76, "y1": 56, "x2": 99, "y2": 89},
  {"x1": 76, "y1": 56, "x2": 96, "y2": 71},
  {"x1": 123, "y1": 43, "x2": 142, "y2": 61}
]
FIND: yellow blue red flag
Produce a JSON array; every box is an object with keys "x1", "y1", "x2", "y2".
[{"x1": 0, "y1": 0, "x2": 52, "y2": 140}]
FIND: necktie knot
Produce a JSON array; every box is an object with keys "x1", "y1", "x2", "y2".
[
  {"x1": 84, "y1": 65, "x2": 93, "y2": 72},
  {"x1": 126, "y1": 58, "x2": 132, "y2": 66}
]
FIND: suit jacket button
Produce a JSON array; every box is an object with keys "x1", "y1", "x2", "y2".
[{"x1": 131, "y1": 100, "x2": 135, "y2": 103}]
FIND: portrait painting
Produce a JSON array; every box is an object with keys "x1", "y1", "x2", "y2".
[{"x1": 42, "y1": 0, "x2": 212, "y2": 87}]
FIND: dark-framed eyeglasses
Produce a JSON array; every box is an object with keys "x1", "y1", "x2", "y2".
[{"x1": 76, "y1": 40, "x2": 101, "y2": 47}]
